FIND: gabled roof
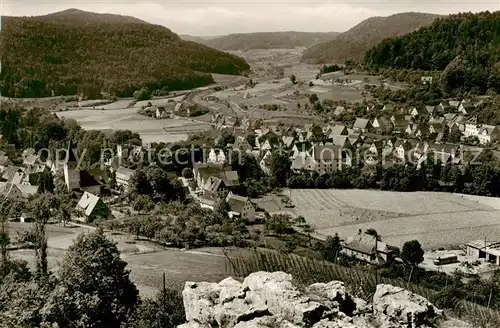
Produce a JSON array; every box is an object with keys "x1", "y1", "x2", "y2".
[
  {"x1": 369, "y1": 140, "x2": 385, "y2": 150},
  {"x1": 0, "y1": 155, "x2": 12, "y2": 167},
  {"x1": 2, "y1": 166, "x2": 21, "y2": 182},
  {"x1": 444, "y1": 113, "x2": 458, "y2": 121},
  {"x1": 329, "y1": 125, "x2": 348, "y2": 136},
  {"x1": 344, "y1": 233, "x2": 389, "y2": 256},
  {"x1": 22, "y1": 148, "x2": 36, "y2": 159},
  {"x1": 226, "y1": 192, "x2": 251, "y2": 214},
  {"x1": 332, "y1": 135, "x2": 350, "y2": 148},
  {"x1": 17, "y1": 184, "x2": 39, "y2": 198},
  {"x1": 348, "y1": 134, "x2": 361, "y2": 144},
  {"x1": 353, "y1": 118, "x2": 370, "y2": 130},
  {"x1": 411, "y1": 106, "x2": 428, "y2": 116},
  {"x1": 372, "y1": 116, "x2": 392, "y2": 130},
  {"x1": 203, "y1": 176, "x2": 224, "y2": 193},
  {"x1": 425, "y1": 106, "x2": 436, "y2": 114},
  {"x1": 282, "y1": 136, "x2": 295, "y2": 148},
  {"x1": 479, "y1": 125, "x2": 498, "y2": 136},
  {"x1": 23, "y1": 154, "x2": 40, "y2": 167},
  {"x1": 76, "y1": 191, "x2": 103, "y2": 217}
]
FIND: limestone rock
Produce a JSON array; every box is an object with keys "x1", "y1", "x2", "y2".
[
  {"x1": 183, "y1": 281, "x2": 221, "y2": 325},
  {"x1": 233, "y1": 316, "x2": 301, "y2": 328},
  {"x1": 243, "y1": 271, "x2": 327, "y2": 326},
  {"x1": 308, "y1": 281, "x2": 368, "y2": 316},
  {"x1": 373, "y1": 284, "x2": 443, "y2": 327},
  {"x1": 179, "y1": 272, "x2": 457, "y2": 328}
]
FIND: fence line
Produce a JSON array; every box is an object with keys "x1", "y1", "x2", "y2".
[{"x1": 224, "y1": 248, "x2": 500, "y2": 328}]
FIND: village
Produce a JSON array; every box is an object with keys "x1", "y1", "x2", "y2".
[{"x1": 2, "y1": 86, "x2": 500, "y2": 281}]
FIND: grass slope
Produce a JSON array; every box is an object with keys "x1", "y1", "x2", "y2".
[
  {"x1": 203, "y1": 31, "x2": 340, "y2": 50},
  {"x1": 0, "y1": 9, "x2": 250, "y2": 98},
  {"x1": 301, "y1": 12, "x2": 439, "y2": 64}
]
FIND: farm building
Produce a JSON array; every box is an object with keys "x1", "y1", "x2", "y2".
[
  {"x1": 75, "y1": 191, "x2": 110, "y2": 223},
  {"x1": 342, "y1": 233, "x2": 394, "y2": 264},
  {"x1": 225, "y1": 192, "x2": 256, "y2": 222},
  {"x1": 466, "y1": 240, "x2": 500, "y2": 265}
]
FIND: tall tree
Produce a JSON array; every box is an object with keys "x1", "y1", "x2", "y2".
[
  {"x1": 0, "y1": 200, "x2": 11, "y2": 278},
  {"x1": 41, "y1": 229, "x2": 139, "y2": 327},
  {"x1": 401, "y1": 239, "x2": 425, "y2": 266},
  {"x1": 29, "y1": 193, "x2": 57, "y2": 279}
]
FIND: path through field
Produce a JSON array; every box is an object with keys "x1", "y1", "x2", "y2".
[{"x1": 287, "y1": 189, "x2": 500, "y2": 249}]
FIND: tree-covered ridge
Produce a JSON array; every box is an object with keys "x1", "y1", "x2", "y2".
[
  {"x1": 32, "y1": 8, "x2": 150, "y2": 26},
  {"x1": 365, "y1": 11, "x2": 500, "y2": 94},
  {"x1": 203, "y1": 31, "x2": 340, "y2": 51},
  {"x1": 0, "y1": 12, "x2": 250, "y2": 98},
  {"x1": 301, "y1": 12, "x2": 439, "y2": 64}
]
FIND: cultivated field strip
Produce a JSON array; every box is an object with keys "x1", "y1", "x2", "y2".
[
  {"x1": 288, "y1": 189, "x2": 500, "y2": 249},
  {"x1": 318, "y1": 210, "x2": 500, "y2": 249}
]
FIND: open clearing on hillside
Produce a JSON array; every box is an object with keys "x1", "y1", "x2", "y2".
[{"x1": 286, "y1": 189, "x2": 500, "y2": 250}]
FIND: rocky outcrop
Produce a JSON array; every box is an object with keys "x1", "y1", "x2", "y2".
[{"x1": 179, "y1": 271, "x2": 461, "y2": 328}]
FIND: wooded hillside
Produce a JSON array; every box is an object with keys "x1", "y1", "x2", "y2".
[
  {"x1": 301, "y1": 12, "x2": 439, "y2": 64},
  {"x1": 202, "y1": 31, "x2": 339, "y2": 50},
  {"x1": 0, "y1": 9, "x2": 250, "y2": 98},
  {"x1": 364, "y1": 11, "x2": 500, "y2": 94}
]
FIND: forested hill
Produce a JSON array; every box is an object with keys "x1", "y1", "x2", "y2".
[
  {"x1": 364, "y1": 11, "x2": 500, "y2": 94},
  {"x1": 33, "y1": 8, "x2": 150, "y2": 25},
  {"x1": 0, "y1": 9, "x2": 250, "y2": 98},
  {"x1": 202, "y1": 31, "x2": 340, "y2": 50},
  {"x1": 301, "y1": 12, "x2": 439, "y2": 64}
]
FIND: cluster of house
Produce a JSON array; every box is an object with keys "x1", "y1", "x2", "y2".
[
  {"x1": 192, "y1": 162, "x2": 256, "y2": 222},
  {"x1": 0, "y1": 149, "x2": 43, "y2": 201},
  {"x1": 0, "y1": 141, "x2": 142, "y2": 223},
  {"x1": 368, "y1": 100, "x2": 497, "y2": 144}
]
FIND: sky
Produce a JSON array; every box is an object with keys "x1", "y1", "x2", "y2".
[{"x1": 2, "y1": 1, "x2": 499, "y2": 36}]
